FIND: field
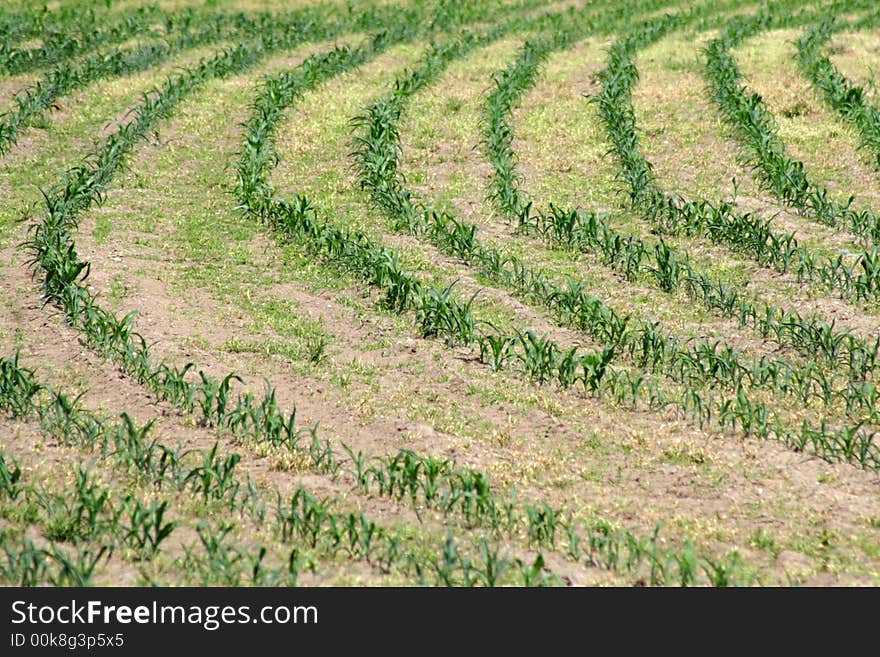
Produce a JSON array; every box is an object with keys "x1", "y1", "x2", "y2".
[{"x1": 1, "y1": 0, "x2": 879, "y2": 586}]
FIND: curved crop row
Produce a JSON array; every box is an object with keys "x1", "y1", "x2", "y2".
[
  {"x1": 0, "y1": 5, "x2": 166, "y2": 75},
  {"x1": 483, "y1": 35, "x2": 880, "y2": 382},
  {"x1": 597, "y1": 10, "x2": 880, "y2": 305},
  {"x1": 7, "y1": 0, "x2": 880, "y2": 588},
  {"x1": 484, "y1": 35, "x2": 880, "y2": 384},
  {"x1": 0, "y1": 4, "x2": 139, "y2": 67},
  {"x1": 5, "y1": 2, "x2": 735, "y2": 586},
  {"x1": 344, "y1": 12, "x2": 880, "y2": 469},
  {"x1": 0, "y1": 353, "x2": 560, "y2": 587},
  {"x1": 19, "y1": 21, "x2": 401, "y2": 466},
  {"x1": 796, "y1": 14, "x2": 880, "y2": 167},
  {"x1": 480, "y1": 34, "x2": 880, "y2": 422},
  {"x1": 704, "y1": 2, "x2": 880, "y2": 246},
  {"x1": 0, "y1": 2, "x2": 433, "y2": 158},
  {"x1": 231, "y1": 20, "x2": 752, "y2": 586}
]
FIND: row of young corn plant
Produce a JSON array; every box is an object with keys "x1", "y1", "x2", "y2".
[
  {"x1": 0, "y1": 458, "x2": 177, "y2": 585},
  {"x1": 0, "y1": 352, "x2": 561, "y2": 587},
  {"x1": 482, "y1": 46, "x2": 880, "y2": 415},
  {"x1": 704, "y1": 0, "x2": 880, "y2": 248},
  {"x1": 0, "y1": 354, "x2": 267, "y2": 585},
  {"x1": 0, "y1": 9, "x2": 44, "y2": 46},
  {"x1": 427, "y1": 0, "x2": 560, "y2": 30},
  {"x1": 483, "y1": 35, "x2": 880, "y2": 393},
  {"x1": 233, "y1": 30, "x2": 746, "y2": 585},
  {"x1": 14, "y1": 21, "x2": 416, "y2": 479},
  {"x1": 0, "y1": 1, "x2": 431, "y2": 158},
  {"x1": 0, "y1": 4, "x2": 169, "y2": 75},
  {"x1": 795, "y1": 14, "x2": 880, "y2": 168},
  {"x1": 0, "y1": 2, "x2": 137, "y2": 67},
  {"x1": 234, "y1": 27, "x2": 419, "y2": 221},
  {"x1": 348, "y1": 21, "x2": 880, "y2": 472},
  {"x1": 354, "y1": 33, "x2": 870, "y2": 410},
  {"x1": 0, "y1": 344, "x2": 742, "y2": 587},
  {"x1": 4, "y1": 3, "x2": 597, "y2": 586},
  {"x1": 597, "y1": 10, "x2": 880, "y2": 310},
  {"x1": 0, "y1": 354, "x2": 267, "y2": 512},
  {"x1": 232, "y1": 37, "x2": 749, "y2": 586},
  {"x1": 235, "y1": 19, "x2": 880, "y2": 477},
  {"x1": 339, "y1": 444, "x2": 749, "y2": 585},
  {"x1": 2, "y1": 1, "x2": 748, "y2": 584},
  {"x1": 479, "y1": 24, "x2": 880, "y2": 420},
  {"x1": 14, "y1": 6, "x2": 543, "y2": 470}
]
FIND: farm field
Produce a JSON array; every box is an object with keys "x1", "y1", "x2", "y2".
[{"x1": 1, "y1": 0, "x2": 879, "y2": 586}]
